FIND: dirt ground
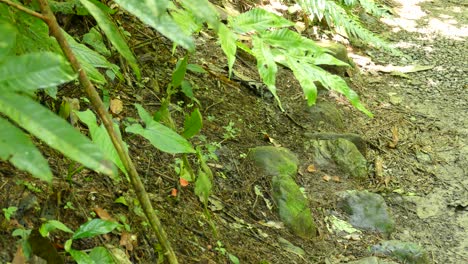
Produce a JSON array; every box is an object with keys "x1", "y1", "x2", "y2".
[{"x1": 0, "y1": 0, "x2": 466, "y2": 263}]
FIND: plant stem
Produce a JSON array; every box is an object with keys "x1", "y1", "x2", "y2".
[
  {"x1": 35, "y1": 1, "x2": 178, "y2": 263},
  {"x1": 0, "y1": 0, "x2": 46, "y2": 20}
]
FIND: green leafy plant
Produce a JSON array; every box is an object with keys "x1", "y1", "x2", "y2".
[
  {"x1": 227, "y1": 8, "x2": 373, "y2": 116},
  {"x1": 0, "y1": 0, "x2": 183, "y2": 261},
  {"x1": 14, "y1": 218, "x2": 121, "y2": 263},
  {"x1": 296, "y1": 0, "x2": 396, "y2": 52},
  {"x1": 2, "y1": 206, "x2": 17, "y2": 221},
  {"x1": 222, "y1": 121, "x2": 239, "y2": 142},
  {"x1": 214, "y1": 240, "x2": 240, "y2": 264},
  {"x1": 0, "y1": 9, "x2": 117, "y2": 181}
]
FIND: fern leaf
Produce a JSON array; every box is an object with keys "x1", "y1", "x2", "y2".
[
  {"x1": 229, "y1": 8, "x2": 294, "y2": 34},
  {"x1": 296, "y1": 0, "x2": 398, "y2": 54},
  {"x1": 252, "y1": 36, "x2": 282, "y2": 110}
]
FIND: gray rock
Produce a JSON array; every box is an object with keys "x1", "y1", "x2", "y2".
[
  {"x1": 338, "y1": 190, "x2": 395, "y2": 235},
  {"x1": 307, "y1": 138, "x2": 368, "y2": 178},
  {"x1": 371, "y1": 240, "x2": 429, "y2": 264},
  {"x1": 347, "y1": 256, "x2": 399, "y2": 264},
  {"x1": 308, "y1": 100, "x2": 344, "y2": 130},
  {"x1": 304, "y1": 132, "x2": 367, "y2": 156}
]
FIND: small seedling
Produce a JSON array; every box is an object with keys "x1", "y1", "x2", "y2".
[
  {"x1": 64, "y1": 201, "x2": 76, "y2": 210},
  {"x1": 16, "y1": 180, "x2": 42, "y2": 193},
  {"x1": 222, "y1": 121, "x2": 238, "y2": 142},
  {"x1": 2, "y1": 207, "x2": 18, "y2": 221}
]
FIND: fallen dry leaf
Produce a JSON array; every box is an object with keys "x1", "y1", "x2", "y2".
[
  {"x1": 110, "y1": 98, "x2": 123, "y2": 115},
  {"x1": 331, "y1": 176, "x2": 341, "y2": 182},
  {"x1": 263, "y1": 133, "x2": 282, "y2": 147},
  {"x1": 120, "y1": 231, "x2": 137, "y2": 252},
  {"x1": 307, "y1": 164, "x2": 316, "y2": 172},
  {"x1": 322, "y1": 175, "x2": 331, "y2": 182},
  {"x1": 388, "y1": 126, "x2": 399, "y2": 148},
  {"x1": 94, "y1": 207, "x2": 114, "y2": 221},
  {"x1": 374, "y1": 156, "x2": 384, "y2": 179},
  {"x1": 171, "y1": 188, "x2": 178, "y2": 197}
]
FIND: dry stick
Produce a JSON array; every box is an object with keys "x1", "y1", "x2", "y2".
[
  {"x1": 0, "y1": 0, "x2": 46, "y2": 20},
  {"x1": 32, "y1": 1, "x2": 178, "y2": 263}
]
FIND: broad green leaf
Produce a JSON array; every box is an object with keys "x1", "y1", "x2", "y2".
[
  {"x1": 312, "y1": 53, "x2": 349, "y2": 66},
  {"x1": 75, "y1": 110, "x2": 128, "y2": 181},
  {"x1": 236, "y1": 41, "x2": 254, "y2": 55},
  {"x1": 195, "y1": 170, "x2": 212, "y2": 205},
  {"x1": 13, "y1": 12, "x2": 61, "y2": 54},
  {"x1": 172, "y1": 56, "x2": 188, "y2": 88},
  {"x1": 170, "y1": 7, "x2": 203, "y2": 35},
  {"x1": 0, "y1": 118, "x2": 53, "y2": 182},
  {"x1": 0, "y1": 52, "x2": 76, "y2": 92},
  {"x1": 178, "y1": 0, "x2": 220, "y2": 30},
  {"x1": 252, "y1": 36, "x2": 282, "y2": 110},
  {"x1": 180, "y1": 80, "x2": 195, "y2": 100},
  {"x1": 228, "y1": 8, "x2": 294, "y2": 34},
  {"x1": 39, "y1": 220, "x2": 74, "y2": 237},
  {"x1": 126, "y1": 123, "x2": 195, "y2": 154},
  {"x1": 114, "y1": 196, "x2": 128, "y2": 206},
  {"x1": 218, "y1": 23, "x2": 237, "y2": 77},
  {"x1": 89, "y1": 247, "x2": 114, "y2": 264},
  {"x1": 0, "y1": 93, "x2": 117, "y2": 177},
  {"x1": 134, "y1": 103, "x2": 153, "y2": 125},
  {"x1": 64, "y1": 30, "x2": 122, "y2": 82},
  {"x1": 182, "y1": 108, "x2": 202, "y2": 139},
  {"x1": 260, "y1": 29, "x2": 323, "y2": 54},
  {"x1": 228, "y1": 253, "x2": 240, "y2": 264},
  {"x1": 83, "y1": 27, "x2": 111, "y2": 57},
  {"x1": 290, "y1": 60, "x2": 372, "y2": 117},
  {"x1": 80, "y1": 0, "x2": 140, "y2": 80},
  {"x1": 285, "y1": 56, "x2": 318, "y2": 106},
  {"x1": 128, "y1": 104, "x2": 195, "y2": 154},
  {"x1": 73, "y1": 219, "x2": 119, "y2": 240},
  {"x1": 0, "y1": 20, "x2": 16, "y2": 62},
  {"x1": 113, "y1": 0, "x2": 194, "y2": 51},
  {"x1": 186, "y1": 64, "x2": 207, "y2": 74},
  {"x1": 68, "y1": 249, "x2": 95, "y2": 264}
]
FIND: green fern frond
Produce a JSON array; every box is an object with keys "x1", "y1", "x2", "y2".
[
  {"x1": 355, "y1": 0, "x2": 390, "y2": 18},
  {"x1": 228, "y1": 8, "x2": 294, "y2": 34},
  {"x1": 297, "y1": 0, "x2": 398, "y2": 54}
]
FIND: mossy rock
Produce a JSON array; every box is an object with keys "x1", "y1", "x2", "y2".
[
  {"x1": 308, "y1": 101, "x2": 344, "y2": 130},
  {"x1": 338, "y1": 190, "x2": 395, "y2": 235},
  {"x1": 272, "y1": 174, "x2": 316, "y2": 239},
  {"x1": 248, "y1": 146, "x2": 316, "y2": 238},
  {"x1": 247, "y1": 146, "x2": 299, "y2": 177},
  {"x1": 307, "y1": 138, "x2": 367, "y2": 179},
  {"x1": 371, "y1": 240, "x2": 429, "y2": 264}
]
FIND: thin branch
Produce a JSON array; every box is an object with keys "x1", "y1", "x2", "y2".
[
  {"x1": 35, "y1": 1, "x2": 179, "y2": 263},
  {"x1": 0, "y1": 0, "x2": 46, "y2": 20}
]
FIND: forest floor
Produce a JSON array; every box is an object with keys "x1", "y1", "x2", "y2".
[{"x1": 0, "y1": 0, "x2": 466, "y2": 263}]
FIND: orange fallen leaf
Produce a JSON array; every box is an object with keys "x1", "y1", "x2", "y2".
[
  {"x1": 322, "y1": 175, "x2": 331, "y2": 182},
  {"x1": 93, "y1": 207, "x2": 114, "y2": 221},
  {"x1": 307, "y1": 164, "x2": 316, "y2": 172},
  {"x1": 171, "y1": 188, "x2": 178, "y2": 196},
  {"x1": 179, "y1": 178, "x2": 189, "y2": 187},
  {"x1": 331, "y1": 176, "x2": 341, "y2": 182}
]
